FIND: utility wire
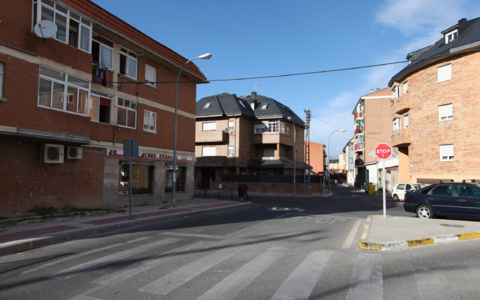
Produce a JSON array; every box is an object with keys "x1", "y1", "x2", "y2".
[{"x1": 98, "y1": 47, "x2": 480, "y2": 85}]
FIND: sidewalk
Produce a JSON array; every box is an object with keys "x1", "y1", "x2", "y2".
[
  {"x1": 360, "y1": 215, "x2": 480, "y2": 251},
  {"x1": 0, "y1": 198, "x2": 253, "y2": 256}
]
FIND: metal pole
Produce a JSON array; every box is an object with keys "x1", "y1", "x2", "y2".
[
  {"x1": 383, "y1": 158, "x2": 386, "y2": 218},
  {"x1": 128, "y1": 153, "x2": 132, "y2": 220}
]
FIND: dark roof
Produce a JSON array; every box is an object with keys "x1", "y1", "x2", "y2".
[
  {"x1": 197, "y1": 93, "x2": 305, "y2": 126},
  {"x1": 389, "y1": 17, "x2": 480, "y2": 87},
  {"x1": 248, "y1": 156, "x2": 312, "y2": 170}
]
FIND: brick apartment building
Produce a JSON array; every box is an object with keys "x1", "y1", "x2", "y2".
[
  {"x1": 0, "y1": 0, "x2": 208, "y2": 215},
  {"x1": 194, "y1": 92, "x2": 312, "y2": 191},
  {"x1": 389, "y1": 17, "x2": 480, "y2": 184},
  {"x1": 352, "y1": 88, "x2": 398, "y2": 191}
]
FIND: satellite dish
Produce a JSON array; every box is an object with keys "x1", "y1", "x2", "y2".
[{"x1": 34, "y1": 20, "x2": 58, "y2": 39}]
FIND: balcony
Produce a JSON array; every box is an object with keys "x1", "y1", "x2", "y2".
[
  {"x1": 252, "y1": 132, "x2": 294, "y2": 146},
  {"x1": 196, "y1": 130, "x2": 229, "y2": 143},
  {"x1": 355, "y1": 143, "x2": 364, "y2": 152},
  {"x1": 391, "y1": 94, "x2": 411, "y2": 115},
  {"x1": 354, "y1": 111, "x2": 364, "y2": 122},
  {"x1": 355, "y1": 159, "x2": 364, "y2": 167},
  {"x1": 354, "y1": 126, "x2": 363, "y2": 136},
  {"x1": 392, "y1": 128, "x2": 411, "y2": 147}
]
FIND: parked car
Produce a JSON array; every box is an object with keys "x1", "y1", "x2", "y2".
[
  {"x1": 392, "y1": 183, "x2": 426, "y2": 201},
  {"x1": 403, "y1": 182, "x2": 480, "y2": 219}
]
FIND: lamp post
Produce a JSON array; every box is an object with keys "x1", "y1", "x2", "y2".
[
  {"x1": 327, "y1": 129, "x2": 346, "y2": 194},
  {"x1": 172, "y1": 53, "x2": 212, "y2": 207},
  {"x1": 287, "y1": 117, "x2": 296, "y2": 195}
]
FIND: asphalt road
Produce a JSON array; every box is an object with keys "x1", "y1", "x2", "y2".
[{"x1": 1, "y1": 185, "x2": 480, "y2": 300}]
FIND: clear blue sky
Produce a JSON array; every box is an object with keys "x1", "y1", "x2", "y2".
[{"x1": 93, "y1": 0, "x2": 480, "y2": 159}]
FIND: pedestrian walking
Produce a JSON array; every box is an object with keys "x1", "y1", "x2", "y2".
[
  {"x1": 243, "y1": 181, "x2": 250, "y2": 202},
  {"x1": 238, "y1": 182, "x2": 246, "y2": 202}
]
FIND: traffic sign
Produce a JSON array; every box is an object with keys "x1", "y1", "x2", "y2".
[
  {"x1": 317, "y1": 172, "x2": 324, "y2": 177},
  {"x1": 375, "y1": 143, "x2": 392, "y2": 159}
]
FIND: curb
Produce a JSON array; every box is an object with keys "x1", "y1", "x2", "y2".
[
  {"x1": 0, "y1": 202, "x2": 254, "y2": 257},
  {"x1": 358, "y1": 215, "x2": 480, "y2": 251}
]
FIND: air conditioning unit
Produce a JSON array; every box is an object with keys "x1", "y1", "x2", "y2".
[
  {"x1": 40, "y1": 144, "x2": 64, "y2": 164},
  {"x1": 224, "y1": 128, "x2": 229, "y2": 133},
  {"x1": 66, "y1": 146, "x2": 83, "y2": 159}
]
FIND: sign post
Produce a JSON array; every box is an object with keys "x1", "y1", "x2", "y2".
[
  {"x1": 375, "y1": 143, "x2": 392, "y2": 218},
  {"x1": 123, "y1": 140, "x2": 139, "y2": 220}
]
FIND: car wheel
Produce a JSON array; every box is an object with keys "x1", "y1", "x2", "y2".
[
  {"x1": 416, "y1": 204, "x2": 434, "y2": 219},
  {"x1": 393, "y1": 194, "x2": 399, "y2": 202}
]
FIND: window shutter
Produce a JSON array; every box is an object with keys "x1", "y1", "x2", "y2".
[
  {"x1": 203, "y1": 122, "x2": 216, "y2": 131},
  {"x1": 438, "y1": 104, "x2": 452, "y2": 120},
  {"x1": 264, "y1": 149, "x2": 275, "y2": 157},
  {"x1": 202, "y1": 147, "x2": 216, "y2": 156},
  {"x1": 440, "y1": 145, "x2": 454, "y2": 156},
  {"x1": 438, "y1": 64, "x2": 452, "y2": 82},
  {"x1": 404, "y1": 115, "x2": 409, "y2": 128},
  {"x1": 145, "y1": 64, "x2": 156, "y2": 85}
]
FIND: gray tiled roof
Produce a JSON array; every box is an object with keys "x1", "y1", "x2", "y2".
[
  {"x1": 196, "y1": 93, "x2": 305, "y2": 126},
  {"x1": 389, "y1": 17, "x2": 480, "y2": 87}
]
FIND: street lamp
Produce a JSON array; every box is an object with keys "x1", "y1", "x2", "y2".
[
  {"x1": 287, "y1": 117, "x2": 296, "y2": 195},
  {"x1": 172, "y1": 53, "x2": 212, "y2": 207},
  {"x1": 327, "y1": 129, "x2": 346, "y2": 194}
]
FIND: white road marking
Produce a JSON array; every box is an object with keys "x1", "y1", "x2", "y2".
[
  {"x1": 196, "y1": 247, "x2": 288, "y2": 300},
  {"x1": 342, "y1": 220, "x2": 362, "y2": 249},
  {"x1": 414, "y1": 267, "x2": 454, "y2": 300},
  {"x1": 346, "y1": 253, "x2": 383, "y2": 300},
  {"x1": 270, "y1": 250, "x2": 333, "y2": 300},
  {"x1": 51, "y1": 238, "x2": 180, "y2": 279},
  {"x1": 21, "y1": 236, "x2": 151, "y2": 275},
  {"x1": 158, "y1": 232, "x2": 224, "y2": 239},
  {"x1": 92, "y1": 241, "x2": 208, "y2": 286},
  {"x1": 138, "y1": 244, "x2": 249, "y2": 295}
]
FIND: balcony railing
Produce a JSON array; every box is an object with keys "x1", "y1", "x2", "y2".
[
  {"x1": 354, "y1": 126, "x2": 363, "y2": 135},
  {"x1": 391, "y1": 94, "x2": 411, "y2": 115},
  {"x1": 196, "y1": 130, "x2": 229, "y2": 143},
  {"x1": 392, "y1": 128, "x2": 411, "y2": 147},
  {"x1": 355, "y1": 143, "x2": 364, "y2": 151},
  {"x1": 354, "y1": 110, "x2": 364, "y2": 122}
]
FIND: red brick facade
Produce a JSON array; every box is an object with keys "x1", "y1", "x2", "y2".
[{"x1": 0, "y1": 0, "x2": 207, "y2": 215}]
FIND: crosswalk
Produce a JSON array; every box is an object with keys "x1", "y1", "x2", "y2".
[{"x1": 18, "y1": 236, "x2": 471, "y2": 300}]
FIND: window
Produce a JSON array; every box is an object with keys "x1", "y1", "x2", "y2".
[
  {"x1": 438, "y1": 104, "x2": 453, "y2": 121},
  {"x1": 228, "y1": 121, "x2": 234, "y2": 131},
  {"x1": 254, "y1": 124, "x2": 266, "y2": 134},
  {"x1": 119, "y1": 48, "x2": 137, "y2": 79},
  {"x1": 444, "y1": 30, "x2": 458, "y2": 44},
  {"x1": 261, "y1": 103, "x2": 268, "y2": 109},
  {"x1": 203, "y1": 102, "x2": 211, "y2": 109},
  {"x1": 117, "y1": 97, "x2": 137, "y2": 128},
  {"x1": 118, "y1": 164, "x2": 154, "y2": 196},
  {"x1": 404, "y1": 81, "x2": 408, "y2": 94},
  {"x1": 0, "y1": 63, "x2": 3, "y2": 99},
  {"x1": 239, "y1": 100, "x2": 246, "y2": 108},
  {"x1": 228, "y1": 146, "x2": 234, "y2": 156},
  {"x1": 268, "y1": 121, "x2": 279, "y2": 132},
  {"x1": 202, "y1": 146, "x2": 216, "y2": 156},
  {"x1": 397, "y1": 184, "x2": 405, "y2": 190},
  {"x1": 38, "y1": 67, "x2": 89, "y2": 115},
  {"x1": 144, "y1": 110, "x2": 156, "y2": 132},
  {"x1": 202, "y1": 122, "x2": 216, "y2": 131},
  {"x1": 438, "y1": 64, "x2": 452, "y2": 83},
  {"x1": 432, "y1": 185, "x2": 454, "y2": 196},
  {"x1": 286, "y1": 126, "x2": 291, "y2": 136},
  {"x1": 393, "y1": 118, "x2": 401, "y2": 131},
  {"x1": 92, "y1": 39, "x2": 113, "y2": 69},
  {"x1": 440, "y1": 144, "x2": 454, "y2": 161},
  {"x1": 392, "y1": 86, "x2": 400, "y2": 99},
  {"x1": 36, "y1": 0, "x2": 91, "y2": 52},
  {"x1": 165, "y1": 165, "x2": 186, "y2": 193},
  {"x1": 404, "y1": 115, "x2": 409, "y2": 128},
  {"x1": 145, "y1": 64, "x2": 157, "y2": 86},
  {"x1": 264, "y1": 149, "x2": 275, "y2": 157},
  {"x1": 90, "y1": 95, "x2": 111, "y2": 124},
  {"x1": 456, "y1": 185, "x2": 480, "y2": 198}
]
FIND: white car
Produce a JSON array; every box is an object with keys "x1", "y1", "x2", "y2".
[{"x1": 392, "y1": 183, "x2": 426, "y2": 201}]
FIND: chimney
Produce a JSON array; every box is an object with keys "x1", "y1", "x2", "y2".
[
  {"x1": 376, "y1": 88, "x2": 380, "y2": 91},
  {"x1": 458, "y1": 18, "x2": 467, "y2": 24},
  {"x1": 250, "y1": 91, "x2": 257, "y2": 110},
  {"x1": 251, "y1": 91, "x2": 257, "y2": 98},
  {"x1": 371, "y1": 89, "x2": 374, "y2": 93}
]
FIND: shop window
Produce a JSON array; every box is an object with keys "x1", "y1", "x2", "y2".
[
  {"x1": 38, "y1": 67, "x2": 89, "y2": 115},
  {"x1": 118, "y1": 164, "x2": 154, "y2": 196},
  {"x1": 117, "y1": 97, "x2": 137, "y2": 128},
  {"x1": 165, "y1": 165, "x2": 186, "y2": 193}
]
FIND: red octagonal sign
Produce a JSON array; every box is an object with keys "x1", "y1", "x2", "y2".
[{"x1": 375, "y1": 143, "x2": 392, "y2": 159}]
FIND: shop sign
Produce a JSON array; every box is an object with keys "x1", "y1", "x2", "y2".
[{"x1": 107, "y1": 149, "x2": 194, "y2": 162}]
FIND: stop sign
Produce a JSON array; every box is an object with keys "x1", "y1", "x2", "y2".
[{"x1": 375, "y1": 143, "x2": 392, "y2": 159}]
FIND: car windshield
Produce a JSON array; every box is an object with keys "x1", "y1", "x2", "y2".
[{"x1": 412, "y1": 184, "x2": 425, "y2": 190}]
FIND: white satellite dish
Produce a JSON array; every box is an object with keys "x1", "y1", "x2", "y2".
[{"x1": 34, "y1": 20, "x2": 58, "y2": 39}]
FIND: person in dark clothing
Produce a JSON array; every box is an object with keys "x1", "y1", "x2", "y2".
[
  {"x1": 243, "y1": 181, "x2": 250, "y2": 202},
  {"x1": 238, "y1": 182, "x2": 246, "y2": 202}
]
